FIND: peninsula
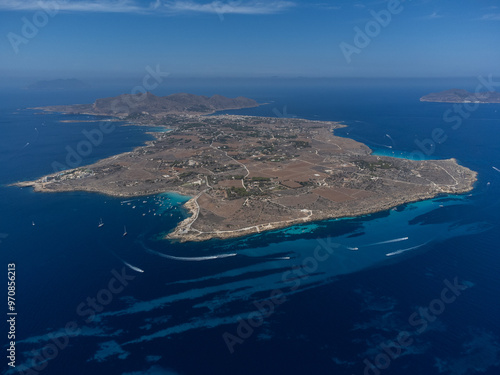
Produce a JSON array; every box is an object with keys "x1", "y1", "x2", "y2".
[
  {"x1": 420, "y1": 89, "x2": 500, "y2": 103},
  {"x1": 17, "y1": 93, "x2": 477, "y2": 242}
]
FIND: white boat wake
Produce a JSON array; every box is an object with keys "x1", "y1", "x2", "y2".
[
  {"x1": 144, "y1": 245, "x2": 237, "y2": 262},
  {"x1": 120, "y1": 199, "x2": 137, "y2": 204},
  {"x1": 492, "y1": 166, "x2": 500, "y2": 173},
  {"x1": 122, "y1": 260, "x2": 145, "y2": 273},
  {"x1": 366, "y1": 237, "x2": 408, "y2": 246},
  {"x1": 110, "y1": 250, "x2": 144, "y2": 273},
  {"x1": 385, "y1": 242, "x2": 429, "y2": 257}
]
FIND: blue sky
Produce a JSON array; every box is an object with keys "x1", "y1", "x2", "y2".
[{"x1": 0, "y1": 0, "x2": 499, "y2": 82}]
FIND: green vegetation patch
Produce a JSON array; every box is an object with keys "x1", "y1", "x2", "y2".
[{"x1": 355, "y1": 160, "x2": 396, "y2": 171}]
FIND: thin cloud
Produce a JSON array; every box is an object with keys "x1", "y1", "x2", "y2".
[
  {"x1": 312, "y1": 3, "x2": 341, "y2": 11},
  {"x1": 0, "y1": 0, "x2": 151, "y2": 13},
  {"x1": 422, "y1": 11, "x2": 443, "y2": 20},
  {"x1": 481, "y1": 13, "x2": 500, "y2": 21},
  {"x1": 0, "y1": 0, "x2": 296, "y2": 15},
  {"x1": 165, "y1": 1, "x2": 295, "y2": 15}
]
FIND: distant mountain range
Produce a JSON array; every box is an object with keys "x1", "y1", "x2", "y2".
[
  {"x1": 420, "y1": 89, "x2": 500, "y2": 103},
  {"x1": 27, "y1": 79, "x2": 89, "y2": 90},
  {"x1": 37, "y1": 92, "x2": 259, "y2": 116}
]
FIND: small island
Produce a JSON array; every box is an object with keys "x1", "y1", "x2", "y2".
[
  {"x1": 16, "y1": 93, "x2": 478, "y2": 242},
  {"x1": 420, "y1": 89, "x2": 500, "y2": 103},
  {"x1": 27, "y1": 78, "x2": 90, "y2": 90}
]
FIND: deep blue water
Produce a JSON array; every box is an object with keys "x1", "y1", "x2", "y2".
[{"x1": 1, "y1": 80, "x2": 500, "y2": 375}]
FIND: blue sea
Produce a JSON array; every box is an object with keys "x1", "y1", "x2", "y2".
[{"x1": 1, "y1": 78, "x2": 500, "y2": 375}]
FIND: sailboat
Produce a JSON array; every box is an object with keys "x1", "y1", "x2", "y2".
[
  {"x1": 98, "y1": 218, "x2": 104, "y2": 228},
  {"x1": 123, "y1": 226, "x2": 128, "y2": 237}
]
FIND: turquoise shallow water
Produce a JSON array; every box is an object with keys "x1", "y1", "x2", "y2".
[
  {"x1": 1, "y1": 82, "x2": 499, "y2": 375},
  {"x1": 371, "y1": 148, "x2": 437, "y2": 160}
]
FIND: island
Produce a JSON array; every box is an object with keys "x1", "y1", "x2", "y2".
[
  {"x1": 16, "y1": 93, "x2": 478, "y2": 242},
  {"x1": 27, "y1": 78, "x2": 90, "y2": 90},
  {"x1": 420, "y1": 89, "x2": 500, "y2": 103}
]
